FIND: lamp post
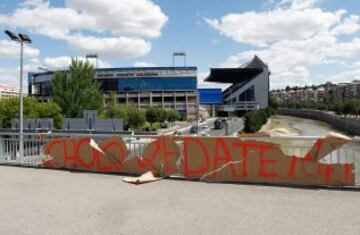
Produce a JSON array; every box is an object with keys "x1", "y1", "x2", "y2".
[{"x1": 4, "y1": 30, "x2": 32, "y2": 163}]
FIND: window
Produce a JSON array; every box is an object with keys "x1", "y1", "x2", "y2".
[
  {"x1": 100, "y1": 79, "x2": 118, "y2": 92},
  {"x1": 238, "y1": 85, "x2": 255, "y2": 101}
]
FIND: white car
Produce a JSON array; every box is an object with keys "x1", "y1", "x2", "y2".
[{"x1": 201, "y1": 125, "x2": 209, "y2": 129}]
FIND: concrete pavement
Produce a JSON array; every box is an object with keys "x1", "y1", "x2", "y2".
[{"x1": 0, "y1": 166, "x2": 359, "y2": 235}]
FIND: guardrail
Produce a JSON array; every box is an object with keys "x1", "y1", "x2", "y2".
[
  {"x1": 0, "y1": 132, "x2": 359, "y2": 185},
  {"x1": 218, "y1": 102, "x2": 260, "y2": 111}
]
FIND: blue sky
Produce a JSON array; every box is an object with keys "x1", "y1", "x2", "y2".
[{"x1": 0, "y1": 0, "x2": 360, "y2": 90}]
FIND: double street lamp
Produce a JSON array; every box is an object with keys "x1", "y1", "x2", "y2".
[{"x1": 4, "y1": 30, "x2": 32, "y2": 162}]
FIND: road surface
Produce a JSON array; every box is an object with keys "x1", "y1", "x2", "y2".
[
  {"x1": 0, "y1": 166, "x2": 359, "y2": 235},
  {"x1": 182, "y1": 117, "x2": 244, "y2": 136}
]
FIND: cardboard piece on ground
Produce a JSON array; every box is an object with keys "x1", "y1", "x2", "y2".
[{"x1": 123, "y1": 171, "x2": 163, "y2": 185}]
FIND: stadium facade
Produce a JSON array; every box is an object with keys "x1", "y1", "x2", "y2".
[
  {"x1": 205, "y1": 55, "x2": 270, "y2": 115},
  {"x1": 29, "y1": 67, "x2": 198, "y2": 120}
]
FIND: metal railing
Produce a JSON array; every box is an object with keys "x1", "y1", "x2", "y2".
[
  {"x1": 218, "y1": 102, "x2": 260, "y2": 111},
  {"x1": 0, "y1": 132, "x2": 359, "y2": 184}
]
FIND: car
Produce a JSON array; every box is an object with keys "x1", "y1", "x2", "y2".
[
  {"x1": 214, "y1": 118, "x2": 226, "y2": 129},
  {"x1": 190, "y1": 125, "x2": 198, "y2": 134},
  {"x1": 201, "y1": 125, "x2": 209, "y2": 129}
]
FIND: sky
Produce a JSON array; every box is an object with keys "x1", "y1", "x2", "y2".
[{"x1": 0, "y1": 0, "x2": 360, "y2": 91}]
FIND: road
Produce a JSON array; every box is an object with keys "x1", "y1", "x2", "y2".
[
  {"x1": 0, "y1": 166, "x2": 359, "y2": 235},
  {"x1": 182, "y1": 117, "x2": 244, "y2": 136},
  {"x1": 208, "y1": 117, "x2": 243, "y2": 136}
]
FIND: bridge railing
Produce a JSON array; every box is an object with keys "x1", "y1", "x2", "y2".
[
  {"x1": 218, "y1": 102, "x2": 260, "y2": 111},
  {"x1": 0, "y1": 132, "x2": 359, "y2": 184}
]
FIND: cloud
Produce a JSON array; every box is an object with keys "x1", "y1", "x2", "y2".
[
  {"x1": 0, "y1": 67, "x2": 19, "y2": 89},
  {"x1": 323, "y1": 60, "x2": 360, "y2": 84},
  {"x1": 218, "y1": 33, "x2": 360, "y2": 89},
  {"x1": 205, "y1": 8, "x2": 344, "y2": 47},
  {"x1": 0, "y1": 0, "x2": 168, "y2": 58},
  {"x1": 0, "y1": 40, "x2": 40, "y2": 59},
  {"x1": 331, "y1": 15, "x2": 360, "y2": 35},
  {"x1": 266, "y1": 0, "x2": 322, "y2": 10},
  {"x1": 65, "y1": 0, "x2": 168, "y2": 38},
  {"x1": 133, "y1": 61, "x2": 156, "y2": 67},
  {"x1": 67, "y1": 35, "x2": 151, "y2": 58},
  {"x1": 43, "y1": 56, "x2": 112, "y2": 70},
  {"x1": 207, "y1": 0, "x2": 360, "y2": 89},
  {"x1": 0, "y1": 56, "x2": 113, "y2": 90}
]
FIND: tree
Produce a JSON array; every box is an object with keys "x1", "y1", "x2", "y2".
[
  {"x1": 167, "y1": 110, "x2": 181, "y2": 124},
  {"x1": 127, "y1": 107, "x2": 146, "y2": 131},
  {"x1": 0, "y1": 97, "x2": 63, "y2": 129},
  {"x1": 145, "y1": 107, "x2": 158, "y2": 126},
  {"x1": 269, "y1": 95, "x2": 279, "y2": 110},
  {"x1": 145, "y1": 107, "x2": 168, "y2": 126},
  {"x1": 51, "y1": 59, "x2": 103, "y2": 118},
  {"x1": 35, "y1": 102, "x2": 63, "y2": 128},
  {"x1": 157, "y1": 108, "x2": 168, "y2": 123}
]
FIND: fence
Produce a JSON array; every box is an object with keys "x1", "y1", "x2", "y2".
[{"x1": 0, "y1": 132, "x2": 359, "y2": 186}]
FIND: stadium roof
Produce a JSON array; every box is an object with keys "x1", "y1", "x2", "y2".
[
  {"x1": 205, "y1": 55, "x2": 267, "y2": 84},
  {"x1": 205, "y1": 68, "x2": 263, "y2": 83}
]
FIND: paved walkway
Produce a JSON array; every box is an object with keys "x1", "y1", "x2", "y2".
[{"x1": 0, "y1": 166, "x2": 359, "y2": 235}]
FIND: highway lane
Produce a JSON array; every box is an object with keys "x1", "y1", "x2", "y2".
[{"x1": 183, "y1": 117, "x2": 244, "y2": 136}]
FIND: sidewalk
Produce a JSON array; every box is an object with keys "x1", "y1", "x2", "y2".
[{"x1": 0, "y1": 166, "x2": 359, "y2": 235}]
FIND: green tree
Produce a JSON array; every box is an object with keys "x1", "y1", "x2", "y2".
[
  {"x1": 51, "y1": 59, "x2": 103, "y2": 118},
  {"x1": 157, "y1": 108, "x2": 168, "y2": 123},
  {"x1": 35, "y1": 102, "x2": 63, "y2": 128},
  {"x1": 127, "y1": 107, "x2": 146, "y2": 131},
  {"x1": 106, "y1": 92, "x2": 117, "y2": 118},
  {"x1": 269, "y1": 95, "x2": 279, "y2": 110},
  {"x1": 0, "y1": 97, "x2": 63, "y2": 129},
  {"x1": 145, "y1": 107, "x2": 158, "y2": 126},
  {"x1": 167, "y1": 110, "x2": 181, "y2": 124}
]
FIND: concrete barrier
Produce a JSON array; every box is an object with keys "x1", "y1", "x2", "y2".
[{"x1": 278, "y1": 108, "x2": 360, "y2": 136}]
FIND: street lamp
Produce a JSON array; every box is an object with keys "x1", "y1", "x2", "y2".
[{"x1": 4, "y1": 30, "x2": 32, "y2": 162}]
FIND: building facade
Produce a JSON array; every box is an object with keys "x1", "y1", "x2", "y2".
[
  {"x1": 29, "y1": 67, "x2": 198, "y2": 120},
  {"x1": 273, "y1": 80, "x2": 360, "y2": 103},
  {"x1": 198, "y1": 88, "x2": 223, "y2": 117},
  {"x1": 0, "y1": 84, "x2": 19, "y2": 99},
  {"x1": 205, "y1": 55, "x2": 270, "y2": 115}
]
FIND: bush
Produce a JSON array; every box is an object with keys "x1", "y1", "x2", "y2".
[
  {"x1": 265, "y1": 107, "x2": 276, "y2": 117},
  {"x1": 142, "y1": 122, "x2": 152, "y2": 132},
  {"x1": 152, "y1": 122, "x2": 161, "y2": 130},
  {"x1": 243, "y1": 109, "x2": 271, "y2": 133}
]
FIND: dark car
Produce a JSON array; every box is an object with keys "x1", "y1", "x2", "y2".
[
  {"x1": 214, "y1": 118, "x2": 226, "y2": 129},
  {"x1": 190, "y1": 125, "x2": 198, "y2": 134}
]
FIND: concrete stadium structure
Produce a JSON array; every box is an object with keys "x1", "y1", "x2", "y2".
[
  {"x1": 206, "y1": 56, "x2": 270, "y2": 115},
  {"x1": 29, "y1": 67, "x2": 198, "y2": 120}
]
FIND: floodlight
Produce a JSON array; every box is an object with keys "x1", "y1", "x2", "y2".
[
  {"x1": 18, "y1": 33, "x2": 32, "y2": 43},
  {"x1": 4, "y1": 30, "x2": 20, "y2": 41}
]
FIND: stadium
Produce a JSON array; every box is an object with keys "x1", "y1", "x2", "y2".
[{"x1": 29, "y1": 67, "x2": 199, "y2": 120}]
